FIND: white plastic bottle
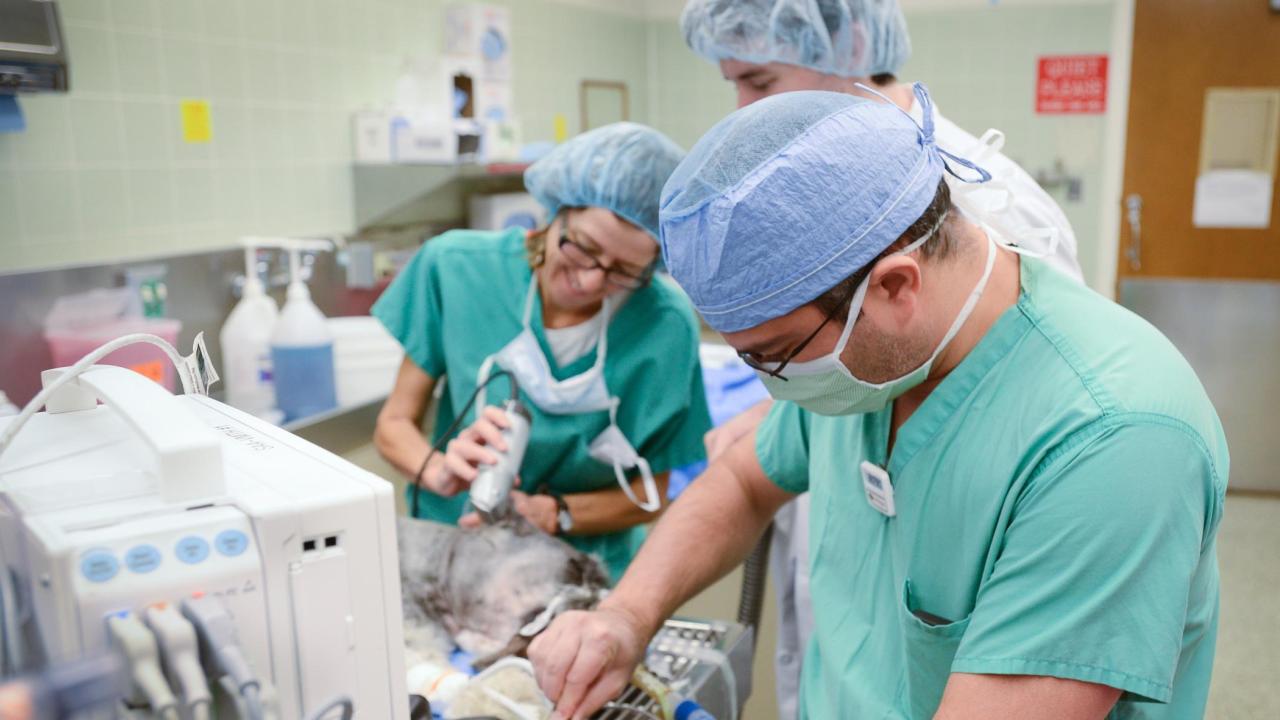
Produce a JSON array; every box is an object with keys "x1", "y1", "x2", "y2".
[
  {"x1": 220, "y1": 240, "x2": 279, "y2": 419},
  {"x1": 270, "y1": 240, "x2": 337, "y2": 422}
]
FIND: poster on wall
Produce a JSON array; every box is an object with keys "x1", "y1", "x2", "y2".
[{"x1": 1036, "y1": 55, "x2": 1108, "y2": 114}]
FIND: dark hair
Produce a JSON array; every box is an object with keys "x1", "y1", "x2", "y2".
[
  {"x1": 870, "y1": 73, "x2": 897, "y2": 86},
  {"x1": 813, "y1": 178, "x2": 956, "y2": 320}
]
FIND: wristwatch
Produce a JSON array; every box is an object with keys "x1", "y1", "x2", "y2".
[{"x1": 553, "y1": 494, "x2": 574, "y2": 536}]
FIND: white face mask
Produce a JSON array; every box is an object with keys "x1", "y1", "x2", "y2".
[
  {"x1": 476, "y1": 277, "x2": 662, "y2": 512},
  {"x1": 758, "y1": 234, "x2": 998, "y2": 416}
]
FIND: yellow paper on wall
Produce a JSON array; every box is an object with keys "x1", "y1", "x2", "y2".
[
  {"x1": 181, "y1": 100, "x2": 212, "y2": 143},
  {"x1": 553, "y1": 113, "x2": 568, "y2": 144}
]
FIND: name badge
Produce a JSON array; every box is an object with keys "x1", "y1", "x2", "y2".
[{"x1": 860, "y1": 461, "x2": 896, "y2": 517}]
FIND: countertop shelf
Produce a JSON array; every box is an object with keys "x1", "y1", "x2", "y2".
[{"x1": 352, "y1": 163, "x2": 528, "y2": 230}]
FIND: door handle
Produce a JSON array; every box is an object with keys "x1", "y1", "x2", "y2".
[{"x1": 1125, "y1": 193, "x2": 1143, "y2": 271}]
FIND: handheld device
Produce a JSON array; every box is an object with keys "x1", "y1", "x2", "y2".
[{"x1": 468, "y1": 398, "x2": 532, "y2": 522}]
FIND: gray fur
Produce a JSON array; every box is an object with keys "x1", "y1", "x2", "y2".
[{"x1": 398, "y1": 516, "x2": 610, "y2": 667}]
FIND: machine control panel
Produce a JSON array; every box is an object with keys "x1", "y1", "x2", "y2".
[
  {"x1": 595, "y1": 618, "x2": 753, "y2": 720},
  {"x1": 75, "y1": 525, "x2": 254, "y2": 584}
]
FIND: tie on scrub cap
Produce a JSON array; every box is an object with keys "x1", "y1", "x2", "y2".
[
  {"x1": 681, "y1": 0, "x2": 912, "y2": 78},
  {"x1": 659, "y1": 83, "x2": 991, "y2": 333},
  {"x1": 524, "y1": 122, "x2": 685, "y2": 241}
]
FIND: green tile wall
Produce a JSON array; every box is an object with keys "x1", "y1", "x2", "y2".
[
  {"x1": 644, "y1": 3, "x2": 1115, "y2": 287},
  {"x1": 1, "y1": 1, "x2": 1115, "y2": 285},
  {"x1": 0, "y1": 0, "x2": 653, "y2": 273},
  {"x1": 644, "y1": 19, "x2": 737, "y2": 151},
  {"x1": 900, "y1": 3, "x2": 1113, "y2": 287}
]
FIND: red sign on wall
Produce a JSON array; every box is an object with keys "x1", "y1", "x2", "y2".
[{"x1": 1036, "y1": 55, "x2": 1108, "y2": 114}]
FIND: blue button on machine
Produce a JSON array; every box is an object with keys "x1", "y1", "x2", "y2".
[
  {"x1": 125, "y1": 545, "x2": 162, "y2": 574},
  {"x1": 215, "y1": 529, "x2": 250, "y2": 557},
  {"x1": 80, "y1": 551, "x2": 119, "y2": 583},
  {"x1": 175, "y1": 536, "x2": 210, "y2": 565}
]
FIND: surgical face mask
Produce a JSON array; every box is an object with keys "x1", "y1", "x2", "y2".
[
  {"x1": 758, "y1": 234, "x2": 998, "y2": 416},
  {"x1": 476, "y1": 277, "x2": 663, "y2": 512}
]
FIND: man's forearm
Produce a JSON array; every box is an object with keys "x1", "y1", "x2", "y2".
[{"x1": 600, "y1": 432, "x2": 790, "y2": 637}]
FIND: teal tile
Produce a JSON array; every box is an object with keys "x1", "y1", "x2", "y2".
[
  {"x1": 68, "y1": 97, "x2": 126, "y2": 167},
  {"x1": 305, "y1": 50, "x2": 343, "y2": 107},
  {"x1": 311, "y1": 0, "x2": 347, "y2": 51},
  {"x1": 199, "y1": 0, "x2": 243, "y2": 41},
  {"x1": 242, "y1": 46, "x2": 281, "y2": 103},
  {"x1": 21, "y1": 235, "x2": 85, "y2": 270},
  {"x1": 171, "y1": 168, "x2": 218, "y2": 225},
  {"x1": 120, "y1": 100, "x2": 172, "y2": 168},
  {"x1": 210, "y1": 104, "x2": 253, "y2": 167},
  {"x1": 63, "y1": 23, "x2": 117, "y2": 94},
  {"x1": 158, "y1": 0, "x2": 203, "y2": 35},
  {"x1": 162, "y1": 36, "x2": 210, "y2": 96},
  {"x1": 277, "y1": 50, "x2": 312, "y2": 104},
  {"x1": 338, "y1": 55, "x2": 372, "y2": 107},
  {"x1": 340, "y1": 0, "x2": 373, "y2": 55},
  {"x1": 207, "y1": 41, "x2": 247, "y2": 101},
  {"x1": 15, "y1": 169, "x2": 79, "y2": 237},
  {"x1": 126, "y1": 169, "x2": 176, "y2": 229},
  {"x1": 111, "y1": 0, "x2": 159, "y2": 31},
  {"x1": 248, "y1": 106, "x2": 289, "y2": 166},
  {"x1": 4, "y1": 97, "x2": 72, "y2": 167},
  {"x1": 249, "y1": 167, "x2": 292, "y2": 224},
  {"x1": 0, "y1": 168, "x2": 22, "y2": 241},
  {"x1": 114, "y1": 32, "x2": 165, "y2": 97},
  {"x1": 60, "y1": 0, "x2": 112, "y2": 24},
  {"x1": 211, "y1": 168, "x2": 257, "y2": 226},
  {"x1": 76, "y1": 168, "x2": 132, "y2": 234},
  {"x1": 239, "y1": 0, "x2": 283, "y2": 46},
  {"x1": 279, "y1": 0, "x2": 315, "y2": 48},
  {"x1": 314, "y1": 111, "x2": 350, "y2": 164}
]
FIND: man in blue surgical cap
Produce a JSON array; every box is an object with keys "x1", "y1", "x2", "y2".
[
  {"x1": 680, "y1": 4, "x2": 1087, "y2": 712},
  {"x1": 528, "y1": 89, "x2": 1225, "y2": 720}
]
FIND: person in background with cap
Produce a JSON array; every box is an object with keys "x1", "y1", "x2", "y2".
[
  {"x1": 372, "y1": 123, "x2": 712, "y2": 582},
  {"x1": 680, "y1": 4, "x2": 1087, "y2": 712},
  {"x1": 528, "y1": 89, "x2": 1225, "y2": 719}
]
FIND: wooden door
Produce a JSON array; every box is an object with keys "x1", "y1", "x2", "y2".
[
  {"x1": 1119, "y1": 0, "x2": 1280, "y2": 280},
  {"x1": 1118, "y1": 0, "x2": 1280, "y2": 492}
]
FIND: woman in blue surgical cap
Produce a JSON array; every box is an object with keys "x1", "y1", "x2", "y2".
[{"x1": 372, "y1": 123, "x2": 711, "y2": 581}]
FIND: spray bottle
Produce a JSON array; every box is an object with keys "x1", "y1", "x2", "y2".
[
  {"x1": 270, "y1": 238, "x2": 337, "y2": 422},
  {"x1": 219, "y1": 238, "x2": 279, "y2": 419}
]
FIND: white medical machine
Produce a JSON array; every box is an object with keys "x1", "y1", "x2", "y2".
[{"x1": 0, "y1": 345, "x2": 409, "y2": 719}]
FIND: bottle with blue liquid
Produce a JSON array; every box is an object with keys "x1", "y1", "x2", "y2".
[{"x1": 271, "y1": 240, "x2": 336, "y2": 422}]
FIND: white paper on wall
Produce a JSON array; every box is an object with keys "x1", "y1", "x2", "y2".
[{"x1": 1192, "y1": 169, "x2": 1274, "y2": 229}]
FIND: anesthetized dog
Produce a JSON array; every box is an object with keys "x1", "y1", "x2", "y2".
[{"x1": 397, "y1": 515, "x2": 610, "y2": 669}]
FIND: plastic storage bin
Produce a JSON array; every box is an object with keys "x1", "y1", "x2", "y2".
[
  {"x1": 45, "y1": 318, "x2": 183, "y2": 391},
  {"x1": 328, "y1": 316, "x2": 404, "y2": 407}
]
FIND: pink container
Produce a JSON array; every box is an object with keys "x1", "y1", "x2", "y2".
[{"x1": 45, "y1": 318, "x2": 183, "y2": 391}]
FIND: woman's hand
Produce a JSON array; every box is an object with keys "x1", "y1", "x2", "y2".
[
  {"x1": 422, "y1": 405, "x2": 512, "y2": 497},
  {"x1": 460, "y1": 490, "x2": 558, "y2": 534}
]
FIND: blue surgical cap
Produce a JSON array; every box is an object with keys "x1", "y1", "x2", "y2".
[
  {"x1": 681, "y1": 0, "x2": 911, "y2": 79},
  {"x1": 660, "y1": 84, "x2": 989, "y2": 333},
  {"x1": 524, "y1": 122, "x2": 685, "y2": 240}
]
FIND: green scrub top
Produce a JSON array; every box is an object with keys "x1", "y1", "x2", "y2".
[
  {"x1": 373, "y1": 228, "x2": 712, "y2": 581},
  {"x1": 757, "y1": 256, "x2": 1228, "y2": 719}
]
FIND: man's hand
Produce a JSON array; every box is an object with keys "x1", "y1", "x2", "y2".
[
  {"x1": 459, "y1": 490, "x2": 556, "y2": 534},
  {"x1": 528, "y1": 605, "x2": 652, "y2": 720}
]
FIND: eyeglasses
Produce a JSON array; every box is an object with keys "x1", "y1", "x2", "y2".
[
  {"x1": 737, "y1": 284, "x2": 856, "y2": 381},
  {"x1": 558, "y1": 219, "x2": 654, "y2": 290}
]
